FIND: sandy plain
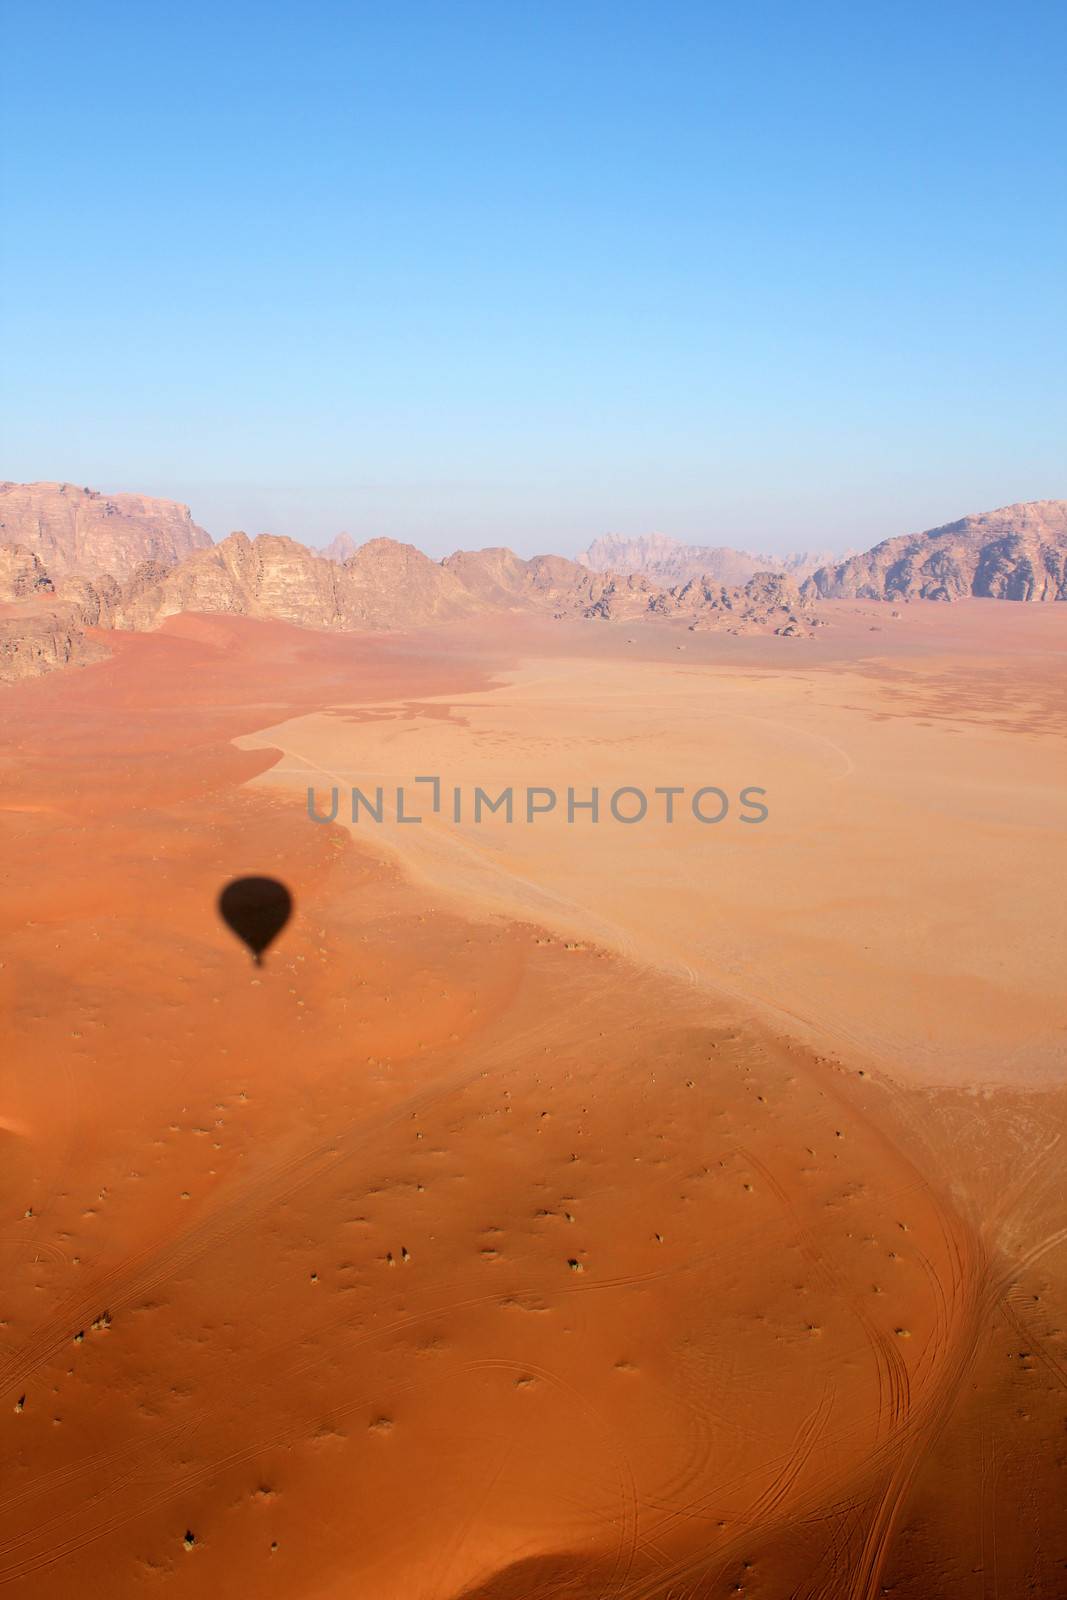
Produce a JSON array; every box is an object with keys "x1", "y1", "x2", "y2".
[{"x1": 1, "y1": 602, "x2": 1066, "y2": 1598}]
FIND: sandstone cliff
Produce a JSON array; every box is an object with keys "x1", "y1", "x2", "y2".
[
  {"x1": 803, "y1": 501, "x2": 1067, "y2": 602},
  {"x1": 0, "y1": 596, "x2": 109, "y2": 682},
  {"x1": 116, "y1": 533, "x2": 478, "y2": 632},
  {"x1": 0, "y1": 550, "x2": 123, "y2": 682},
  {"x1": 0, "y1": 543, "x2": 55, "y2": 602},
  {"x1": 0, "y1": 481, "x2": 213, "y2": 579},
  {"x1": 342, "y1": 538, "x2": 474, "y2": 626}
]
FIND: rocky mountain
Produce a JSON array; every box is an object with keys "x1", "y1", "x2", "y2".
[
  {"x1": 118, "y1": 534, "x2": 348, "y2": 631},
  {"x1": 0, "y1": 481, "x2": 212, "y2": 579},
  {"x1": 0, "y1": 525, "x2": 821, "y2": 682},
  {"x1": 443, "y1": 548, "x2": 660, "y2": 620},
  {"x1": 579, "y1": 532, "x2": 841, "y2": 587},
  {"x1": 1, "y1": 486, "x2": 1061, "y2": 685},
  {"x1": 0, "y1": 543, "x2": 55, "y2": 602},
  {"x1": 0, "y1": 600, "x2": 110, "y2": 682},
  {"x1": 803, "y1": 501, "x2": 1067, "y2": 602},
  {"x1": 343, "y1": 538, "x2": 474, "y2": 626},
  {"x1": 121, "y1": 535, "x2": 816, "y2": 635},
  {"x1": 320, "y1": 532, "x2": 359, "y2": 563},
  {"x1": 0, "y1": 543, "x2": 117, "y2": 681},
  {"x1": 116, "y1": 533, "x2": 477, "y2": 632},
  {"x1": 113, "y1": 535, "x2": 649, "y2": 633},
  {"x1": 439, "y1": 546, "x2": 539, "y2": 606}
]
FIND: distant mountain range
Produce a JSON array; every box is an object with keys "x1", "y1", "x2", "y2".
[
  {"x1": 320, "y1": 531, "x2": 359, "y2": 564},
  {"x1": 578, "y1": 533, "x2": 843, "y2": 587},
  {"x1": 1, "y1": 482, "x2": 1064, "y2": 682}
]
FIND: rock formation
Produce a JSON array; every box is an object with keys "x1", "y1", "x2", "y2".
[
  {"x1": 649, "y1": 571, "x2": 815, "y2": 635},
  {"x1": 0, "y1": 540, "x2": 124, "y2": 682},
  {"x1": 112, "y1": 535, "x2": 816, "y2": 637},
  {"x1": 0, "y1": 543, "x2": 55, "y2": 602},
  {"x1": 55, "y1": 572, "x2": 122, "y2": 628},
  {"x1": 343, "y1": 538, "x2": 473, "y2": 626},
  {"x1": 803, "y1": 501, "x2": 1067, "y2": 603},
  {"x1": 116, "y1": 533, "x2": 476, "y2": 632},
  {"x1": 445, "y1": 548, "x2": 658, "y2": 620},
  {"x1": 0, "y1": 486, "x2": 1061, "y2": 685},
  {"x1": 0, "y1": 602, "x2": 110, "y2": 682},
  {"x1": 0, "y1": 566, "x2": 118, "y2": 684},
  {"x1": 0, "y1": 481, "x2": 212, "y2": 579},
  {"x1": 117, "y1": 534, "x2": 339, "y2": 630}
]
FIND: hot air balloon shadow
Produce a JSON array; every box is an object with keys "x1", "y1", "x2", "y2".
[{"x1": 217, "y1": 877, "x2": 293, "y2": 966}]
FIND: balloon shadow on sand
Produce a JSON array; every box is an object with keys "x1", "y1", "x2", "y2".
[{"x1": 217, "y1": 876, "x2": 293, "y2": 966}]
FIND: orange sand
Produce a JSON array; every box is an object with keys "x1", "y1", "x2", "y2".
[{"x1": 1, "y1": 604, "x2": 1065, "y2": 1597}]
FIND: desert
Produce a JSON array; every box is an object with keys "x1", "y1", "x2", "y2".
[
  {"x1": 1, "y1": 567, "x2": 1065, "y2": 1596},
  {"x1": 4, "y1": 5, "x2": 1065, "y2": 1591}
]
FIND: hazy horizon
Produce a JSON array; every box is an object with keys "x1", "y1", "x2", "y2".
[{"x1": 5, "y1": 472, "x2": 1065, "y2": 566}]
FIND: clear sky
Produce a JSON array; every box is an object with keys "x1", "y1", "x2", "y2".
[{"x1": 1, "y1": 1, "x2": 1064, "y2": 558}]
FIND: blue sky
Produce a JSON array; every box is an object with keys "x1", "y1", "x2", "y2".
[{"x1": 2, "y1": 1, "x2": 1064, "y2": 557}]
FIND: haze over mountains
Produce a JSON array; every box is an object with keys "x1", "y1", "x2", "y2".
[
  {"x1": 578, "y1": 532, "x2": 842, "y2": 586},
  {"x1": 1, "y1": 481, "x2": 1064, "y2": 682},
  {"x1": 321, "y1": 531, "x2": 359, "y2": 564}
]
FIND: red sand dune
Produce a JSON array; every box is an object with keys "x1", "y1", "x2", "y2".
[{"x1": 1, "y1": 607, "x2": 1065, "y2": 1597}]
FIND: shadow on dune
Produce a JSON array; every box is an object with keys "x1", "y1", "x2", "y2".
[
  {"x1": 442, "y1": 1510, "x2": 865, "y2": 1598},
  {"x1": 447, "y1": 1555, "x2": 625, "y2": 1599}
]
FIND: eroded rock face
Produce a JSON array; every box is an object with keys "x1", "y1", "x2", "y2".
[
  {"x1": 0, "y1": 601, "x2": 109, "y2": 682},
  {"x1": 803, "y1": 502, "x2": 1067, "y2": 602},
  {"x1": 644, "y1": 570, "x2": 815, "y2": 634},
  {"x1": 224, "y1": 534, "x2": 341, "y2": 627},
  {"x1": 0, "y1": 544, "x2": 115, "y2": 682},
  {"x1": 340, "y1": 538, "x2": 473, "y2": 627},
  {"x1": 54, "y1": 573, "x2": 122, "y2": 628},
  {"x1": 116, "y1": 533, "x2": 478, "y2": 632},
  {"x1": 0, "y1": 545, "x2": 123, "y2": 682},
  {"x1": 0, "y1": 544, "x2": 55, "y2": 602},
  {"x1": 116, "y1": 535, "x2": 318, "y2": 629},
  {"x1": 0, "y1": 482, "x2": 213, "y2": 579}
]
